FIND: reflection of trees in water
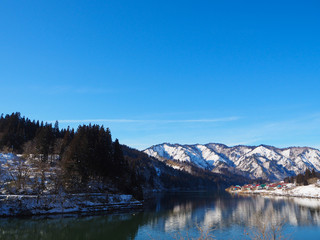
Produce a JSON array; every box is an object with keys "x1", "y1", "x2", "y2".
[
  {"x1": 0, "y1": 214, "x2": 143, "y2": 240},
  {"x1": 0, "y1": 192, "x2": 222, "y2": 239},
  {"x1": 1, "y1": 193, "x2": 320, "y2": 239}
]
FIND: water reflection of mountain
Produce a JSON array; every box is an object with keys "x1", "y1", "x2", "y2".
[
  {"x1": 154, "y1": 193, "x2": 320, "y2": 233},
  {"x1": 139, "y1": 192, "x2": 320, "y2": 237},
  {"x1": 1, "y1": 192, "x2": 320, "y2": 239}
]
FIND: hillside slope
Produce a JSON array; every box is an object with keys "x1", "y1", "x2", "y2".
[{"x1": 144, "y1": 143, "x2": 320, "y2": 181}]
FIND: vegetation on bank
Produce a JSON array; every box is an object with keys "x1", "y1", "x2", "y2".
[
  {"x1": 284, "y1": 168, "x2": 319, "y2": 185},
  {"x1": 228, "y1": 168, "x2": 320, "y2": 191},
  {"x1": 226, "y1": 168, "x2": 320, "y2": 200},
  {"x1": 0, "y1": 112, "x2": 144, "y2": 198}
]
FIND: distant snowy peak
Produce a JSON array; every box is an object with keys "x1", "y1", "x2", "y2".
[
  {"x1": 145, "y1": 143, "x2": 211, "y2": 169},
  {"x1": 144, "y1": 143, "x2": 320, "y2": 181}
]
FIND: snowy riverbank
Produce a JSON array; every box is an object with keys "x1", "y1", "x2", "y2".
[
  {"x1": 0, "y1": 193, "x2": 142, "y2": 217},
  {"x1": 0, "y1": 153, "x2": 143, "y2": 217},
  {"x1": 231, "y1": 184, "x2": 320, "y2": 199}
]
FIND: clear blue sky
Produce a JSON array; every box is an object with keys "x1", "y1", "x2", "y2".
[{"x1": 1, "y1": 1, "x2": 320, "y2": 150}]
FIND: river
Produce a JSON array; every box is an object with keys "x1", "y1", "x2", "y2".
[{"x1": 1, "y1": 191, "x2": 320, "y2": 239}]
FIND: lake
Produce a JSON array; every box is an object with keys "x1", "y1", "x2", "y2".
[{"x1": 1, "y1": 191, "x2": 320, "y2": 239}]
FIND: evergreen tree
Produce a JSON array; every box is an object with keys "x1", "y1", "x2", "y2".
[
  {"x1": 296, "y1": 174, "x2": 304, "y2": 185},
  {"x1": 305, "y1": 168, "x2": 312, "y2": 179},
  {"x1": 34, "y1": 125, "x2": 55, "y2": 161},
  {"x1": 113, "y1": 138, "x2": 126, "y2": 176},
  {"x1": 54, "y1": 120, "x2": 59, "y2": 137}
]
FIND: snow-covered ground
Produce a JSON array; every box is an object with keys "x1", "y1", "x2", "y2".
[
  {"x1": 0, "y1": 152, "x2": 58, "y2": 195},
  {"x1": 0, "y1": 153, "x2": 142, "y2": 216},
  {"x1": 0, "y1": 193, "x2": 142, "y2": 217},
  {"x1": 238, "y1": 184, "x2": 320, "y2": 199},
  {"x1": 145, "y1": 143, "x2": 320, "y2": 181}
]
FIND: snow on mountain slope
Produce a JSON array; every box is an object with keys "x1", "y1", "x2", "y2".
[
  {"x1": 144, "y1": 143, "x2": 320, "y2": 181},
  {"x1": 144, "y1": 144, "x2": 211, "y2": 169},
  {"x1": 193, "y1": 144, "x2": 233, "y2": 167}
]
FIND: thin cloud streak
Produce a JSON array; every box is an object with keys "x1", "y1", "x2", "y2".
[{"x1": 50, "y1": 117, "x2": 240, "y2": 124}]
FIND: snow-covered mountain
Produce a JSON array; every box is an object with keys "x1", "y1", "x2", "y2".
[{"x1": 144, "y1": 143, "x2": 320, "y2": 181}]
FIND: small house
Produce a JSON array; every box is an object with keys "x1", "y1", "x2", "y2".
[
  {"x1": 242, "y1": 184, "x2": 254, "y2": 190},
  {"x1": 233, "y1": 186, "x2": 241, "y2": 191}
]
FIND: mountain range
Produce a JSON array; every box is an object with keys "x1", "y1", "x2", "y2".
[{"x1": 144, "y1": 143, "x2": 320, "y2": 181}]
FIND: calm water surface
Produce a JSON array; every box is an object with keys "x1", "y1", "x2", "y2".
[{"x1": 1, "y1": 191, "x2": 320, "y2": 239}]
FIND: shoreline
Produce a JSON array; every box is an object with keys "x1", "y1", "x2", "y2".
[
  {"x1": 0, "y1": 193, "x2": 143, "y2": 217},
  {"x1": 226, "y1": 184, "x2": 320, "y2": 200}
]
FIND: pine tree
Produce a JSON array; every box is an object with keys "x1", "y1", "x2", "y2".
[
  {"x1": 34, "y1": 125, "x2": 55, "y2": 161},
  {"x1": 54, "y1": 120, "x2": 59, "y2": 137},
  {"x1": 296, "y1": 174, "x2": 304, "y2": 185},
  {"x1": 305, "y1": 168, "x2": 312, "y2": 180},
  {"x1": 113, "y1": 138, "x2": 126, "y2": 176}
]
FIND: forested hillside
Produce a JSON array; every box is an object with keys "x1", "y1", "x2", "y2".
[
  {"x1": 0, "y1": 112, "x2": 143, "y2": 197},
  {"x1": 0, "y1": 113, "x2": 232, "y2": 200}
]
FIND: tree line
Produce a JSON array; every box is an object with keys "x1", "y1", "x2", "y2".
[
  {"x1": 284, "y1": 168, "x2": 319, "y2": 185},
  {"x1": 0, "y1": 112, "x2": 142, "y2": 197}
]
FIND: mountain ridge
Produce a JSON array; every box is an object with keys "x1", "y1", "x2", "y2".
[
  {"x1": 144, "y1": 143, "x2": 320, "y2": 181},
  {"x1": 144, "y1": 142, "x2": 319, "y2": 152}
]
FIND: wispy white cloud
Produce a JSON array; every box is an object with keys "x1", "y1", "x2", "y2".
[{"x1": 50, "y1": 116, "x2": 240, "y2": 124}]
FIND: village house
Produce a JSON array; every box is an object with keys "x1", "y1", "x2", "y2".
[
  {"x1": 233, "y1": 185, "x2": 241, "y2": 191},
  {"x1": 242, "y1": 184, "x2": 254, "y2": 190}
]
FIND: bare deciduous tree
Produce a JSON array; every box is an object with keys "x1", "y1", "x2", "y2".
[{"x1": 7, "y1": 156, "x2": 31, "y2": 193}]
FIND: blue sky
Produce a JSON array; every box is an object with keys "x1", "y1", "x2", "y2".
[{"x1": 1, "y1": 1, "x2": 320, "y2": 150}]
